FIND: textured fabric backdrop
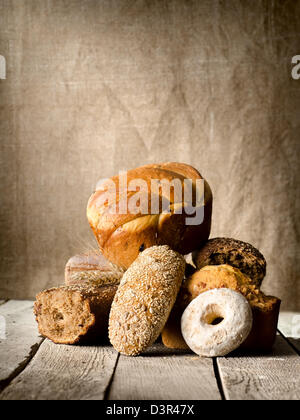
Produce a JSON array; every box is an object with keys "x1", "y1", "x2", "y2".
[{"x1": 0, "y1": 0, "x2": 299, "y2": 309}]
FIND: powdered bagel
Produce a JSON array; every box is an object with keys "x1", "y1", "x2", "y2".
[{"x1": 181, "y1": 288, "x2": 253, "y2": 357}]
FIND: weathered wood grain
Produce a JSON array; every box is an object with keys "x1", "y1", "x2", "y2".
[
  {"x1": 0, "y1": 300, "x2": 42, "y2": 387},
  {"x1": 1, "y1": 301, "x2": 299, "y2": 400},
  {"x1": 217, "y1": 336, "x2": 300, "y2": 400},
  {"x1": 109, "y1": 343, "x2": 221, "y2": 400},
  {"x1": 0, "y1": 340, "x2": 119, "y2": 400}
]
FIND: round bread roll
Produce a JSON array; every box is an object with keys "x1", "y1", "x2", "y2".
[
  {"x1": 34, "y1": 284, "x2": 117, "y2": 345},
  {"x1": 181, "y1": 288, "x2": 253, "y2": 357},
  {"x1": 87, "y1": 162, "x2": 212, "y2": 269},
  {"x1": 109, "y1": 245, "x2": 186, "y2": 356},
  {"x1": 192, "y1": 237, "x2": 266, "y2": 287},
  {"x1": 65, "y1": 251, "x2": 124, "y2": 286}
]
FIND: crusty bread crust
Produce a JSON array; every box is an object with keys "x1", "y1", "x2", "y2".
[
  {"x1": 34, "y1": 284, "x2": 117, "y2": 345},
  {"x1": 192, "y1": 237, "x2": 266, "y2": 287},
  {"x1": 87, "y1": 162, "x2": 213, "y2": 269},
  {"x1": 65, "y1": 252, "x2": 124, "y2": 286},
  {"x1": 109, "y1": 245, "x2": 186, "y2": 356}
]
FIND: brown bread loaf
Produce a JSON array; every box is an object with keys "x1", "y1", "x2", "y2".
[
  {"x1": 65, "y1": 251, "x2": 124, "y2": 286},
  {"x1": 192, "y1": 237, "x2": 266, "y2": 287},
  {"x1": 109, "y1": 245, "x2": 186, "y2": 356},
  {"x1": 162, "y1": 265, "x2": 280, "y2": 352},
  {"x1": 34, "y1": 284, "x2": 117, "y2": 345},
  {"x1": 87, "y1": 162, "x2": 213, "y2": 269}
]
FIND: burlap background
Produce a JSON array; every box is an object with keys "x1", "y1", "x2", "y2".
[{"x1": 0, "y1": 0, "x2": 299, "y2": 309}]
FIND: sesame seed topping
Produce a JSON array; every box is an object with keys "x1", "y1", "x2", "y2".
[{"x1": 109, "y1": 245, "x2": 185, "y2": 356}]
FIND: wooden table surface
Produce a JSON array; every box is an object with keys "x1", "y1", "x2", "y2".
[{"x1": 0, "y1": 300, "x2": 299, "y2": 400}]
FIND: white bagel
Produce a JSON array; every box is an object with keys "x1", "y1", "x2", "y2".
[{"x1": 181, "y1": 288, "x2": 253, "y2": 357}]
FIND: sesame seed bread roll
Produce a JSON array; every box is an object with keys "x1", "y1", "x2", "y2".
[
  {"x1": 34, "y1": 284, "x2": 117, "y2": 345},
  {"x1": 109, "y1": 245, "x2": 186, "y2": 356}
]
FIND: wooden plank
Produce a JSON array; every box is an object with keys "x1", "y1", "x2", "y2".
[
  {"x1": 278, "y1": 311, "x2": 300, "y2": 338},
  {"x1": 0, "y1": 300, "x2": 42, "y2": 387},
  {"x1": 278, "y1": 311, "x2": 300, "y2": 352},
  {"x1": 0, "y1": 340, "x2": 119, "y2": 400},
  {"x1": 282, "y1": 337, "x2": 300, "y2": 355},
  {"x1": 217, "y1": 336, "x2": 300, "y2": 400},
  {"x1": 108, "y1": 343, "x2": 221, "y2": 400}
]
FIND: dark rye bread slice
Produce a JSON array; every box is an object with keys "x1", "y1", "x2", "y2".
[
  {"x1": 192, "y1": 238, "x2": 266, "y2": 287},
  {"x1": 65, "y1": 252, "x2": 125, "y2": 287},
  {"x1": 34, "y1": 284, "x2": 117, "y2": 345}
]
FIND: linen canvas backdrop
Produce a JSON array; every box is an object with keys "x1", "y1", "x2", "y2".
[{"x1": 0, "y1": 0, "x2": 299, "y2": 310}]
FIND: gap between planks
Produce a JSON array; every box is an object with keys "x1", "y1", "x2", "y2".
[
  {"x1": 2, "y1": 342, "x2": 221, "y2": 400},
  {"x1": 1, "y1": 303, "x2": 299, "y2": 400},
  {"x1": 0, "y1": 300, "x2": 44, "y2": 393},
  {"x1": 0, "y1": 340, "x2": 119, "y2": 400},
  {"x1": 213, "y1": 358, "x2": 226, "y2": 400},
  {"x1": 108, "y1": 343, "x2": 221, "y2": 400},
  {"x1": 216, "y1": 335, "x2": 300, "y2": 400}
]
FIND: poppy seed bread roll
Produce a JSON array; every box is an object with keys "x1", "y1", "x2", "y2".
[
  {"x1": 34, "y1": 284, "x2": 117, "y2": 345},
  {"x1": 109, "y1": 245, "x2": 185, "y2": 356}
]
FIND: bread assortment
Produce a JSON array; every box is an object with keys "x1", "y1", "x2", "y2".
[
  {"x1": 162, "y1": 264, "x2": 281, "y2": 351},
  {"x1": 34, "y1": 161, "x2": 281, "y2": 358},
  {"x1": 109, "y1": 245, "x2": 185, "y2": 356}
]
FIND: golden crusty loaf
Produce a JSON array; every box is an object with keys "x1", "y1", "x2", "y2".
[
  {"x1": 65, "y1": 252, "x2": 124, "y2": 286},
  {"x1": 34, "y1": 284, "x2": 117, "y2": 345},
  {"x1": 192, "y1": 238, "x2": 266, "y2": 287},
  {"x1": 162, "y1": 265, "x2": 280, "y2": 351},
  {"x1": 87, "y1": 162, "x2": 212, "y2": 269},
  {"x1": 109, "y1": 245, "x2": 186, "y2": 356}
]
